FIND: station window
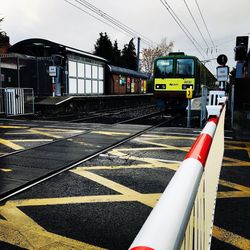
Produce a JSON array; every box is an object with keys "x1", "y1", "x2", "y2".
[
  {"x1": 78, "y1": 63, "x2": 85, "y2": 78},
  {"x1": 78, "y1": 79, "x2": 85, "y2": 94},
  {"x1": 99, "y1": 80, "x2": 104, "y2": 94},
  {"x1": 92, "y1": 65, "x2": 98, "y2": 79},
  {"x1": 86, "y1": 79, "x2": 92, "y2": 94},
  {"x1": 85, "y1": 64, "x2": 92, "y2": 78},
  {"x1": 92, "y1": 80, "x2": 98, "y2": 94},
  {"x1": 69, "y1": 61, "x2": 77, "y2": 77},
  {"x1": 98, "y1": 67, "x2": 104, "y2": 80},
  {"x1": 68, "y1": 59, "x2": 104, "y2": 95},
  {"x1": 69, "y1": 78, "x2": 77, "y2": 94}
]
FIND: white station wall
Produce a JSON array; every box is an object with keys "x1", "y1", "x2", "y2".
[{"x1": 68, "y1": 59, "x2": 104, "y2": 95}]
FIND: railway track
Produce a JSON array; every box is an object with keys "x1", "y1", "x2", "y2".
[
  {"x1": 70, "y1": 107, "x2": 179, "y2": 126},
  {"x1": 69, "y1": 105, "x2": 160, "y2": 123},
  {"x1": 42, "y1": 104, "x2": 156, "y2": 122},
  {"x1": 0, "y1": 115, "x2": 177, "y2": 203}
]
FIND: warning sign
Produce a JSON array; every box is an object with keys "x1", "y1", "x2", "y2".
[{"x1": 186, "y1": 88, "x2": 193, "y2": 99}]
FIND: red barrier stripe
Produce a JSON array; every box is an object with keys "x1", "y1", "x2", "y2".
[
  {"x1": 208, "y1": 116, "x2": 219, "y2": 125},
  {"x1": 184, "y1": 133, "x2": 213, "y2": 167},
  {"x1": 130, "y1": 247, "x2": 154, "y2": 250}
]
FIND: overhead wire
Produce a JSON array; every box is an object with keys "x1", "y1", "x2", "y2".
[
  {"x1": 183, "y1": 0, "x2": 210, "y2": 51},
  {"x1": 64, "y1": 0, "x2": 156, "y2": 47},
  {"x1": 77, "y1": 0, "x2": 156, "y2": 46},
  {"x1": 194, "y1": 0, "x2": 218, "y2": 69},
  {"x1": 160, "y1": 0, "x2": 206, "y2": 59},
  {"x1": 63, "y1": 0, "x2": 129, "y2": 38},
  {"x1": 65, "y1": 0, "x2": 217, "y2": 71},
  {"x1": 160, "y1": 0, "x2": 219, "y2": 72},
  {"x1": 194, "y1": 0, "x2": 216, "y2": 52}
]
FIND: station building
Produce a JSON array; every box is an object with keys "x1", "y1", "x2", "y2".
[{"x1": 0, "y1": 38, "x2": 148, "y2": 97}]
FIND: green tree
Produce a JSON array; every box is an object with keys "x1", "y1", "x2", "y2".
[
  {"x1": 93, "y1": 33, "x2": 137, "y2": 69},
  {"x1": 94, "y1": 32, "x2": 113, "y2": 62},
  {"x1": 112, "y1": 40, "x2": 121, "y2": 66},
  {"x1": 121, "y1": 38, "x2": 137, "y2": 70}
]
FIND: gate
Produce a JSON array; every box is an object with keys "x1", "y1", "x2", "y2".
[{"x1": 0, "y1": 88, "x2": 34, "y2": 116}]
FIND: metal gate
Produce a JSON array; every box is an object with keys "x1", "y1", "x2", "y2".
[{"x1": 0, "y1": 88, "x2": 34, "y2": 116}]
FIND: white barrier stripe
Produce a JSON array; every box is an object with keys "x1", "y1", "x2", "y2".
[
  {"x1": 201, "y1": 121, "x2": 217, "y2": 138},
  {"x1": 129, "y1": 158, "x2": 203, "y2": 250}
]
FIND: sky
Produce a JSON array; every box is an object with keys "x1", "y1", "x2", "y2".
[{"x1": 1, "y1": 0, "x2": 250, "y2": 74}]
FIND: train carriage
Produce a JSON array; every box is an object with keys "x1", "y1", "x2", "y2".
[{"x1": 153, "y1": 52, "x2": 216, "y2": 108}]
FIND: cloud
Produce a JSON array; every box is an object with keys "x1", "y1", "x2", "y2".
[{"x1": 1, "y1": 0, "x2": 250, "y2": 72}]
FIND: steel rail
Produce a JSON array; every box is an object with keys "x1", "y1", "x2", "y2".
[
  {"x1": 0, "y1": 117, "x2": 173, "y2": 203},
  {"x1": 69, "y1": 105, "x2": 157, "y2": 123}
]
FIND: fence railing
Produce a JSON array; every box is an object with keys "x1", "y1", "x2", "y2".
[
  {"x1": 0, "y1": 88, "x2": 34, "y2": 116},
  {"x1": 129, "y1": 94, "x2": 226, "y2": 250}
]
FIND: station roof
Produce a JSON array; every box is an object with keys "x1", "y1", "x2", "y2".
[
  {"x1": 108, "y1": 65, "x2": 149, "y2": 79},
  {"x1": 8, "y1": 38, "x2": 107, "y2": 63}
]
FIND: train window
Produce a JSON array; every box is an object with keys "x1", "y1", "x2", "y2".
[
  {"x1": 176, "y1": 59, "x2": 194, "y2": 77},
  {"x1": 155, "y1": 59, "x2": 174, "y2": 78}
]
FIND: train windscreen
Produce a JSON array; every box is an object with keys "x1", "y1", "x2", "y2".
[
  {"x1": 176, "y1": 58, "x2": 194, "y2": 78},
  {"x1": 155, "y1": 59, "x2": 174, "y2": 78}
]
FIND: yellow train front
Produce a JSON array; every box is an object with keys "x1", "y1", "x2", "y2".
[{"x1": 153, "y1": 52, "x2": 216, "y2": 109}]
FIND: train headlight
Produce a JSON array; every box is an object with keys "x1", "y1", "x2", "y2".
[
  {"x1": 182, "y1": 84, "x2": 193, "y2": 90},
  {"x1": 155, "y1": 84, "x2": 166, "y2": 89}
]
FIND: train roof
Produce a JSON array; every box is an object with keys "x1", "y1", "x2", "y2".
[
  {"x1": 108, "y1": 65, "x2": 149, "y2": 79},
  {"x1": 156, "y1": 52, "x2": 199, "y2": 61},
  {"x1": 154, "y1": 52, "x2": 215, "y2": 76}
]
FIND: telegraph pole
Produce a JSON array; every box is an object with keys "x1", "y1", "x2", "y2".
[{"x1": 137, "y1": 37, "x2": 141, "y2": 72}]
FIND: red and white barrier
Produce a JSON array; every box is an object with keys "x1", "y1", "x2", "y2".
[{"x1": 129, "y1": 101, "x2": 226, "y2": 250}]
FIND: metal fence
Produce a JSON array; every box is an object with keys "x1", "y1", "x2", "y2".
[{"x1": 0, "y1": 88, "x2": 34, "y2": 116}]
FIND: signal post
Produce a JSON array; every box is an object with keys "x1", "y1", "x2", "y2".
[{"x1": 186, "y1": 87, "x2": 193, "y2": 128}]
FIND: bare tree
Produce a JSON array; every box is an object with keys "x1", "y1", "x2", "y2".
[{"x1": 140, "y1": 38, "x2": 174, "y2": 74}]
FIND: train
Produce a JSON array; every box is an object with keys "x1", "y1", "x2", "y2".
[{"x1": 153, "y1": 52, "x2": 216, "y2": 109}]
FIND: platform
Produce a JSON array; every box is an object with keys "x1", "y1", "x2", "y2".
[
  {"x1": 35, "y1": 94, "x2": 153, "y2": 106},
  {"x1": 34, "y1": 94, "x2": 154, "y2": 117}
]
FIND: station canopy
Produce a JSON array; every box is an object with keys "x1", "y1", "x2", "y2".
[{"x1": 8, "y1": 38, "x2": 107, "y2": 63}]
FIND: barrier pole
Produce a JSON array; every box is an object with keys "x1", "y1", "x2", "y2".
[
  {"x1": 187, "y1": 99, "x2": 191, "y2": 128},
  {"x1": 129, "y1": 102, "x2": 226, "y2": 250}
]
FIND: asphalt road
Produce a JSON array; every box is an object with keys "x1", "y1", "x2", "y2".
[{"x1": 0, "y1": 120, "x2": 249, "y2": 249}]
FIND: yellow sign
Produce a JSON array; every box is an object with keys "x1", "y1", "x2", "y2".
[{"x1": 186, "y1": 88, "x2": 193, "y2": 99}]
